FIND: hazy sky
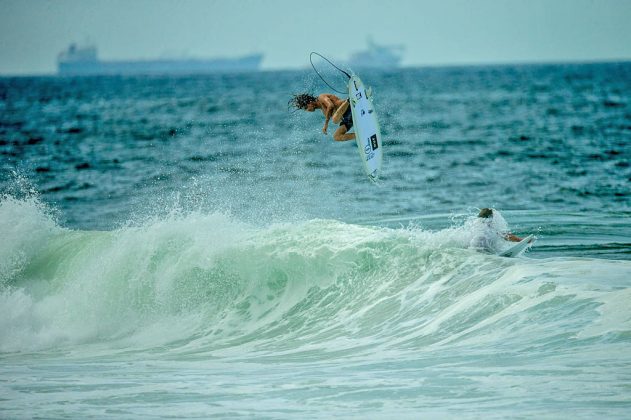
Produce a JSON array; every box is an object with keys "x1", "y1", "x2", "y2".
[{"x1": 1, "y1": 0, "x2": 631, "y2": 75}]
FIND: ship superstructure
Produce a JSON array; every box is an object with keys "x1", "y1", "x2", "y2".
[{"x1": 348, "y1": 39, "x2": 404, "y2": 69}]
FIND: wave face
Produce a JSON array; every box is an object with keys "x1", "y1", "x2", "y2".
[{"x1": 2, "y1": 196, "x2": 629, "y2": 355}]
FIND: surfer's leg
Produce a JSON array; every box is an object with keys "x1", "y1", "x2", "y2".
[
  {"x1": 332, "y1": 99, "x2": 349, "y2": 124},
  {"x1": 333, "y1": 125, "x2": 355, "y2": 141}
]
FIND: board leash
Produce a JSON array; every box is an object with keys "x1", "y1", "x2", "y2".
[{"x1": 309, "y1": 52, "x2": 351, "y2": 95}]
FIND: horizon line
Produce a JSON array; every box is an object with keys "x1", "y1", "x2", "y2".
[{"x1": 2, "y1": 57, "x2": 630, "y2": 78}]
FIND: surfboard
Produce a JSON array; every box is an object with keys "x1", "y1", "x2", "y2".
[
  {"x1": 499, "y1": 235, "x2": 536, "y2": 257},
  {"x1": 348, "y1": 74, "x2": 382, "y2": 181}
]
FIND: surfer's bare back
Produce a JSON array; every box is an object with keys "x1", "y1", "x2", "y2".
[{"x1": 289, "y1": 93, "x2": 355, "y2": 141}]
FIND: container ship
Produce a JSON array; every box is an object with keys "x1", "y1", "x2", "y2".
[{"x1": 57, "y1": 44, "x2": 263, "y2": 76}]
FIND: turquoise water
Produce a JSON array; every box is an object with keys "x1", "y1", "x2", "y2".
[{"x1": 1, "y1": 63, "x2": 630, "y2": 417}]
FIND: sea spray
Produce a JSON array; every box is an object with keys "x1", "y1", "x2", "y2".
[{"x1": 0, "y1": 194, "x2": 60, "y2": 284}]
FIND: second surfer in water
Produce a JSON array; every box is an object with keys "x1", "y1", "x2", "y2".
[
  {"x1": 470, "y1": 208, "x2": 533, "y2": 253},
  {"x1": 289, "y1": 93, "x2": 355, "y2": 141}
]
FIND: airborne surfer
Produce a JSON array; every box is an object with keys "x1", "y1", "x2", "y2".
[
  {"x1": 289, "y1": 93, "x2": 355, "y2": 141},
  {"x1": 294, "y1": 52, "x2": 382, "y2": 180}
]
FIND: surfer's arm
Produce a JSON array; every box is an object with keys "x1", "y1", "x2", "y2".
[
  {"x1": 319, "y1": 96, "x2": 334, "y2": 134},
  {"x1": 504, "y1": 233, "x2": 523, "y2": 242},
  {"x1": 332, "y1": 99, "x2": 349, "y2": 124}
]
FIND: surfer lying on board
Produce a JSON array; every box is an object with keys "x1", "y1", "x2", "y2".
[
  {"x1": 289, "y1": 93, "x2": 355, "y2": 141},
  {"x1": 470, "y1": 208, "x2": 531, "y2": 253}
]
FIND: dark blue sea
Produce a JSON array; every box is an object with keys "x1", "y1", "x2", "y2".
[{"x1": 1, "y1": 62, "x2": 630, "y2": 418}]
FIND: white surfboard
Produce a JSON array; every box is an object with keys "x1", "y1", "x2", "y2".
[
  {"x1": 348, "y1": 74, "x2": 382, "y2": 181},
  {"x1": 499, "y1": 235, "x2": 536, "y2": 257}
]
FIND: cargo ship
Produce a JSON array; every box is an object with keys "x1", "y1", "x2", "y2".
[{"x1": 57, "y1": 44, "x2": 263, "y2": 76}]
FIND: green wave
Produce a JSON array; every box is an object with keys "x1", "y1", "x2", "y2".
[{"x1": 1, "y1": 197, "x2": 630, "y2": 356}]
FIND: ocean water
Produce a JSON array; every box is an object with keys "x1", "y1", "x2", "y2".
[{"x1": 1, "y1": 63, "x2": 630, "y2": 418}]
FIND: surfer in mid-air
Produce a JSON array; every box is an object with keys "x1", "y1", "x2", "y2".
[{"x1": 289, "y1": 93, "x2": 355, "y2": 141}]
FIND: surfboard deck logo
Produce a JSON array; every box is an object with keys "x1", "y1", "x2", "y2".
[
  {"x1": 370, "y1": 134, "x2": 378, "y2": 150},
  {"x1": 348, "y1": 74, "x2": 383, "y2": 181}
]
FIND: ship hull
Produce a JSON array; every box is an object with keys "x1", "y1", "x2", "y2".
[{"x1": 58, "y1": 55, "x2": 263, "y2": 76}]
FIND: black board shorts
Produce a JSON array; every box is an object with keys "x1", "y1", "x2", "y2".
[{"x1": 339, "y1": 105, "x2": 353, "y2": 130}]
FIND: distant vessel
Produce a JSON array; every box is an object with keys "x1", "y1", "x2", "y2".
[
  {"x1": 348, "y1": 39, "x2": 404, "y2": 69},
  {"x1": 57, "y1": 44, "x2": 263, "y2": 76}
]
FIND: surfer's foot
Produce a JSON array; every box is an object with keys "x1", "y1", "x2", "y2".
[
  {"x1": 332, "y1": 99, "x2": 349, "y2": 124},
  {"x1": 333, "y1": 132, "x2": 355, "y2": 142}
]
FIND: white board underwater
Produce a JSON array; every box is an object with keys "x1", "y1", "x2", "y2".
[
  {"x1": 348, "y1": 74, "x2": 382, "y2": 181},
  {"x1": 499, "y1": 235, "x2": 536, "y2": 257}
]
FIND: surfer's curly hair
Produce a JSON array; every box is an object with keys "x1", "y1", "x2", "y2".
[{"x1": 289, "y1": 93, "x2": 317, "y2": 110}]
